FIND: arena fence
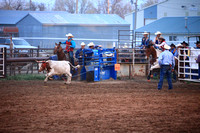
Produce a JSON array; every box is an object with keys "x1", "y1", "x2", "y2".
[
  {"x1": 178, "y1": 48, "x2": 200, "y2": 83},
  {"x1": 1, "y1": 47, "x2": 149, "y2": 77},
  {"x1": 0, "y1": 47, "x2": 6, "y2": 78}
]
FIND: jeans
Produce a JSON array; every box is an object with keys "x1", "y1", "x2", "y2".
[
  {"x1": 199, "y1": 63, "x2": 200, "y2": 79},
  {"x1": 158, "y1": 65, "x2": 173, "y2": 90},
  {"x1": 69, "y1": 51, "x2": 74, "y2": 66}
]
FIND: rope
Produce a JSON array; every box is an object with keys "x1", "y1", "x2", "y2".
[{"x1": 71, "y1": 71, "x2": 89, "y2": 78}]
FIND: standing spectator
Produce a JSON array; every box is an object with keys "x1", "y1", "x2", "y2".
[
  {"x1": 196, "y1": 54, "x2": 200, "y2": 80},
  {"x1": 181, "y1": 41, "x2": 189, "y2": 49},
  {"x1": 141, "y1": 31, "x2": 149, "y2": 49},
  {"x1": 75, "y1": 42, "x2": 86, "y2": 65},
  {"x1": 195, "y1": 41, "x2": 200, "y2": 49},
  {"x1": 170, "y1": 43, "x2": 178, "y2": 57},
  {"x1": 158, "y1": 44, "x2": 175, "y2": 90}
]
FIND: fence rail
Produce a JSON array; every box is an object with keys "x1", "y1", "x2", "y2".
[
  {"x1": 0, "y1": 47, "x2": 6, "y2": 78},
  {"x1": 1, "y1": 47, "x2": 149, "y2": 77}
]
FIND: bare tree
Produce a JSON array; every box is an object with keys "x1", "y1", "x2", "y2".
[
  {"x1": 0, "y1": 0, "x2": 26, "y2": 10},
  {"x1": 79, "y1": 0, "x2": 90, "y2": 13},
  {"x1": 0, "y1": 0, "x2": 46, "y2": 11},
  {"x1": 53, "y1": 0, "x2": 66, "y2": 11},
  {"x1": 99, "y1": 0, "x2": 134, "y2": 18},
  {"x1": 38, "y1": 3, "x2": 46, "y2": 11},
  {"x1": 64, "y1": 0, "x2": 76, "y2": 13}
]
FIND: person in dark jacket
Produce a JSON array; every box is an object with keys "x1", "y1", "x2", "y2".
[
  {"x1": 141, "y1": 31, "x2": 150, "y2": 49},
  {"x1": 195, "y1": 41, "x2": 200, "y2": 49},
  {"x1": 75, "y1": 42, "x2": 86, "y2": 65}
]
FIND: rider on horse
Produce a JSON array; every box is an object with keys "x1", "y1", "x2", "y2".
[
  {"x1": 155, "y1": 36, "x2": 167, "y2": 51},
  {"x1": 141, "y1": 31, "x2": 150, "y2": 49},
  {"x1": 61, "y1": 33, "x2": 76, "y2": 65},
  {"x1": 153, "y1": 31, "x2": 162, "y2": 49}
]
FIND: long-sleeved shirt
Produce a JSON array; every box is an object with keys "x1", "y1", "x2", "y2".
[
  {"x1": 61, "y1": 38, "x2": 76, "y2": 48},
  {"x1": 155, "y1": 41, "x2": 167, "y2": 51},
  {"x1": 170, "y1": 48, "x2": 178, "y2": 57},
  {"x1": 141, "y1": 37, "x2": 149, "y2": 46},
  {"x1": 158, "y1": 50, "x2": 175, "y2": 68},
  {"x1": 154, "y1": 37, "x2": 159, "y2": 44},
  {"x1": 75, "y1": 48, "x2": 85, "y2": 58}
]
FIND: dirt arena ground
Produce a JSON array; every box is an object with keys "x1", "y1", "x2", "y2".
[{"x1": 0, "y1": 77, "x2": 200, "y2": 133}]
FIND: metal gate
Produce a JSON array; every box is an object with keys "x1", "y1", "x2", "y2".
[
  {"x1": 118, "y1": 30, "x2": 134, "y2": 48},
  {"x1": 0, "y1": 47, "x2": 6, "y2": 78},
  {"x1": 178, "y1": 48, "x2": 200, "y2": 82}
]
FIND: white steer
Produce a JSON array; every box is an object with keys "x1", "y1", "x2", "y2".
[{"x1": 37, "y1": 60, "x2": 80, "y2": 84}]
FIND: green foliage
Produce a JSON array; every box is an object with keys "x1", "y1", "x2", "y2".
[{"x1": 1, "y1": 74, "x2": 45, "y2": 81}]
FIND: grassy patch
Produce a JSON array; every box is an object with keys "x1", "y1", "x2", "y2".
[{"x1": 1, "y1": 74, "x2": 45, "y2": 81}]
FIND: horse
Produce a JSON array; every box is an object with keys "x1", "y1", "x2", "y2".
[
  {"x1": 54, "y1": 42, "x2": 67, "y2": 61},
  {"x1": 145, "y1": 44, "x2": 178, "y2": 81}
]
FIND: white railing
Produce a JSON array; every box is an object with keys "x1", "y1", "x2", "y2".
[
  {"x1": 0, "y1": 47, "x2": 6, "y2": 78},
  {"x1": 178, "y1": 48, "x2": 200, "y2": 82}
]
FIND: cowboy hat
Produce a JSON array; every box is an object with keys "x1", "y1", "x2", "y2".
[
  {"x1": 176, "y1": 43, "x2": 182, "y2": 47},
  {"x1": 195, "y1": 41, "x2": 200, "y2": 44},
  {"x1": 80, "y1": 42, "x2": 86, "y2": 46},
  {"x1": 142, "y1": 31, "x2": 149, "y2": 35},
  {"x1": 164, "y1": 44, "x2": 171, "y2": 50},
  {"x1": 66, "y1": 33, "x2": 74, "y2": 37},
  {"x1": 155, "y1": 31, "x2": 162, "y2": 35},
  {"x1": 170, "y1": 43, "x2": 176, "y2": 47},
  {"x1": 181, "y1": 41, "x2": 189, "y2": 46},
  {"x1": 158, "y1": 36, "x2": 165, "y2": 40},
  {"x1": 88, "y1": 42, "x2": 95, "y2": 47}
]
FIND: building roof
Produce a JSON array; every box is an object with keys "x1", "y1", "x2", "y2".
[
  {"x1": 0, "y1": 10, "x2": 129, "y2": 26},
  {"x1": 29, "y1": 12, "x2": 129, "y2": 25},
  {"x1": 135, "y1": 16, "x2": 200, "y2": 34},
  {"x1": 0, "y1": 10, "x2": 28, "y2": 24}
]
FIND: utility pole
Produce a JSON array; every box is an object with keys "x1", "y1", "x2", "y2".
[
  {"x1": 30, "y1": 0, "x2": 32, "y2": 10},
  {"x1": 134, "y1": 0, "x2": 138, "y2": 30},
  {"x1": 107, "y1": 0, "x2": 109, "y2": 14},
  {"x1": 76, "y1": 0, "x2": 78, "y2": 14}
]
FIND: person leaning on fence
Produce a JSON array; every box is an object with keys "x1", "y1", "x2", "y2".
[
  {"x1": 153, "y1": 31, "x2": 162, "y2": 48},
  {"x1": 170, "y1": 43, "x2": 178, "y2": 57},
  {"x1": 195, "y1": 41, "x2": 200, "y2": 49},
  {"x1": 155, "y1": 36, "x2": 167, "y2": 51},
  {"x1": 195, "y1": 54, "x2": 200, "y2": 80},
  {"x1": 158, "y1": 44, "x2": 175, "y2": 90},
  {"x1": 61, "y1": 33, "x2": 76, "y2": 65},
  {"x1": 75, "y1": 42, "x2": 86, "y2": 65},
  {"x1": 141, "y1": 31, "x2": 150, "y2": 49},
  {"x1": 181, "y1": 41, "x2": 190, "y2": 64},
  {"x1": 83, "y1": 42, "x2": 95, "y2": 65}
]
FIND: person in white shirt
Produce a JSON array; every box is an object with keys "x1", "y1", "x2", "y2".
[{"x1": 155, "y1": 36, "x2": 167, "y2": 51}]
